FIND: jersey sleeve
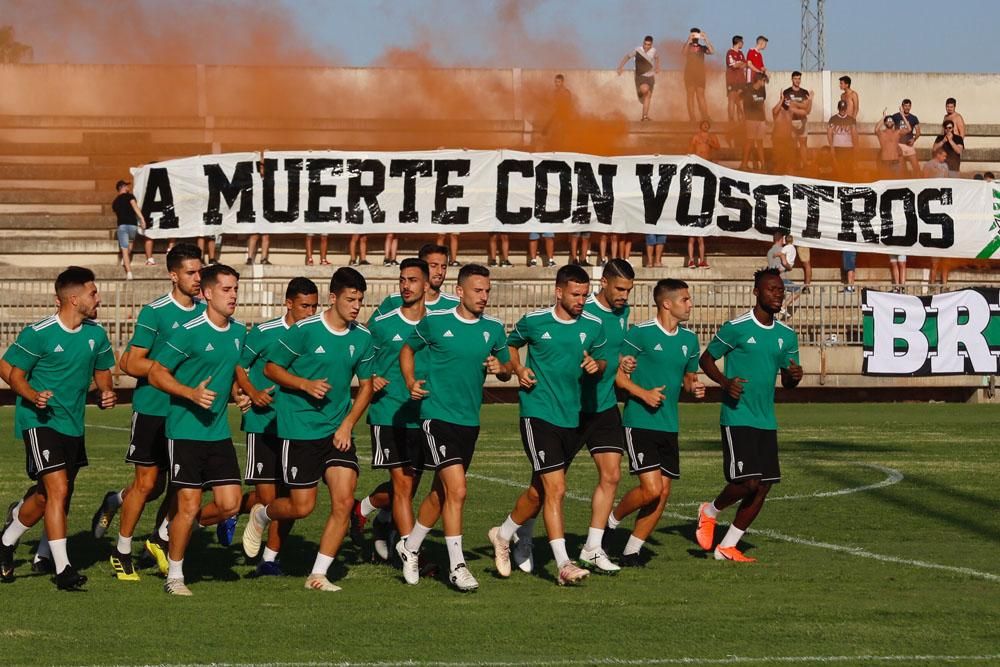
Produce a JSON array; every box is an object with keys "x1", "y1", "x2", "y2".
[
  {"x1": 587, "y1": 322, "x2": 608, "y2": 359},
  {"x1": 406, "y1": 317, "x2": 431, "y2": 353},
  {"x1": 354, "y1": 334, "x2": 377, "y2": 378},
  {"x1": 706, "y1": 321, "x2": 738, "y2": 359},
  {"x1": 490, "y1": 321, "x2": 511, "y2": 363},
  {"x1": 267, "y1": 324, "x2": 305, "y2": 368},
  {"x1": 371, "y1": 294, "x2": 394, "y2": 320},
  {"x1": 129, "y1": 305, "x2": 159, "y2": 350},
  {"x1": 152, "y1": 327, "x2": 191, "y2": 373},
  {"x1": 622, "y1": 326, "x2": 644, "y2": 355},
  {"x1": 4, "y1": 326, "x2": 43, "y2": 374},
  {"x1": 94, "y1": 327, "x2": 115, "y2": 371},
  {"x1": 240, "y1": 325, "x2": 264, "y2": 370},
  {"x1": 685, "y1": 332, "x2": 701, "y2": 373},
  {"x1": 784, "y1": 330, "x2": 801, "y2": 367},
  {"x1": 506, "y1": 315, "x2": 532, "y2": 349}
]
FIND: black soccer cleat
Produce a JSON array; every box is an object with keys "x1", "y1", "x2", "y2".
[
  {"x1": 0, "y1": 542, "x2": 16, "y2": 583},
  {"x1": 618, "y1": 552, "x2": 647, "y2": 568},
  {"x1": 53, "y1": 565, "x2": 88, "y2": 591},
  {"x1": 31, "y1": 556, "x2": 55, "y2": 575}
]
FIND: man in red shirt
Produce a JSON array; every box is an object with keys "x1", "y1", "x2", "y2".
[
  {"x1": 726, "y1": 36, "x2": 748, "y2": 121},
  {"x1": 746, "y1": 36, "x2": 768, "y2": 84}
]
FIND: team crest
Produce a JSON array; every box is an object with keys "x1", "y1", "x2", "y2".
[
  {"x1": 173, "y1": 464, "x2": 180, "y2": 476},
  {"x1": 234, "y1": 338, "x2": 241, "y2": 350},
  {"x1": 256, "y1": 462, "x2": 263, "y2": 474},
  {"x1": 438, "y1": 445, "x2": 446, "y2": 457},
  {"x1": 538, "y1": 450, "x2": 546, "y2": 463},
  {"x1": 42, "y1": 449, "x2": 50, "y2": 462},
  {"x1": 637, "y1": 452, "x2": 644, "y2": 465},
  {"x1": 483, "y1": 331, "x2": 490, "y2": 343},
  {"x1": 291, "y1": 466, "x2": 298, "y2": 479},
  {"x1": 579, "y1": 333, "x2": 586, "y2": 344},
  {"x1": 682, "y1": 345, "x2": 688, "y2": 356},
  {"x1": 737, "y1": 461, "x2": 744, "y2": 473},
  {"x1": 88, "y1": 339, "x2": 95, "y2": 351},
  {"x1": 619, "y1": 318, "x2": 625, "y2": 330},
  {"x1": 349, "y1": 344, "x2": 355, "y2": 357},
  {"x1": 778, "y1": 339, "x2": 784, "y2": 350},
  {"x1": 383, "y1": 448, "x2": 390, "y2": 459},
  {"x1": 129, "y1": 444, "x2": 136, "y2": 456}
]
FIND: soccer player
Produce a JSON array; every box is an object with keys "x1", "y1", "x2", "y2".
[
  {"x1": 147, "y1": 264, "x2": 247, "y2": 595},
  {"x1": 0, "y1": 266, "x2": 117, "y2": 590},
  {"x1": 609, "y1": 279, "x2": 705, "y2": 566},
  {"x1": 372, "y1": 244, "x2": 458, "y2": 318},
  {"x1": 394, "y1": 264, "x2": 511, "y2": 591},
  {"x1": 488, "y1": 264, "x2": 607, "y2": 586},
  {"x1": 695, "y1": 268, "x2": 802, "y2": 562},
  {"x1": 91, "y1": 243, "x2": 204, "y2": 581},
  {"x1": 241, "y1": 267, "x2": 376, "y2": 592},
  {"x1": 233, "y1": 277, "x2": 319, "y2": 576}
]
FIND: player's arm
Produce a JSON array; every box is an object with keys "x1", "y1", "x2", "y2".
[
  {"x1": 485, "y1": 328, "x2": 512, "y2": 382},
  {"x1": 8, "y1": 366, "x2": 51, "y2": 409},
  {"x1": 0, "y1": 358, "x2": 11, "y2": 385},
  {"x1": 780, "y1": 350, "x2": 803, "y2": 389},
  {"x1": 122, "y1": 346, "x2": 154, "y2": 378},
  {"x1": 93, "y1": 368, "x2": 117, "y2": 409},
  {"x1": 332, "y1": 377, "x2": 374, "y2": 451},
  {"x1": 614, "y1": 364, "x2": 664, "y2": 408},
  {"x1": 234, "y1": 365, "x2": 273, "y2": 407},
  {"x1": 699, "y1": 332, "x2": 745, "y2": 401},
  {"x1": 682, "y1": 371, "x2": 705, "y2": 398},
  {"x1": 398, "y1": 343, "x2": 428, "y2": 400},
  {"x1": 147, "y1": 361, "x2": 215, "y2": 410},
  {"x1": 5, "y1": 328, "x2": 49, "y2": 407},
  {"x1": 263, "y1": 361, "x2": 328, "y2": 400}
]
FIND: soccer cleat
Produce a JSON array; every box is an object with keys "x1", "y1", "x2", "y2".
[
  {"x1": 714, "y1": 546, "x2": 757, "y2": 562},
  {"x1": 395, "y1": 539, "x2": 420, "y2": 585},
  {"x1": 578, "y1": 546, "x2": 621, "y2": 574},
  {"x1": 91, "y1": 490, "x2": 120, "y2": 539},
  {"x1": 0, "y1": 542, "x2": 15, "y2": 583},
  {"x1": 216, "y1": 515, "x2": 238, "y2": 547},
  {"x1": 487, "y1": 526, "x2": 512, "y2": 578},
  {"x1": 255, "y1": 560, "x2": 284, "y2": 577},
  {"x1": 31, "y1": 556, "x2": 55, "y2": 574},
  {"x1": 448, "y1": 563, "x2": 479, "y2": 592},
  {"x1": 304, "y1": 573, "x2": 342, "y2": 592},
  {"x1": 511, "y1": 533, "x2": 534, "y2": 573},
  {"x1": 418, "y1": 552, "x2": 440, "y2": 579},
  {"x1": 109, "y1": 551, "x2": 140, "y2": 581},
  {"x1": 241, "y1": 504, "x2": 271, "y2": 559},
  {"x1": 349, "y1": 499, "x2": 367, "y2": 547},
  {"x1": 144, "y1": 537, "x2": 169, "y2": 576},
  {"x1": 163, "y1": 577, "x2": 193, "y2": 596},
  {"x1": 54, "y1": 565, "x2": 87, "y2": 591},
  {"x1": 696, "y1": 502, "x2": 717, "y2": 551},
  {"x1": 557, "y1": 561, "x2": 590, "y2": 586},
  {"x1": 371, "y1": 513, "x2": 391, "y2": 562},
  {"x1": 618, "y1": 552, "x2": 646, "y2": 568}
]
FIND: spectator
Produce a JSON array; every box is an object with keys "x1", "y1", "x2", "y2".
[
  {"x1": 644, "y1": 233, "x2": 666, "y2": 268},
  {"x1": 245, "y1": 233, "x2": 270, "y2": 266},
  {"x1": 841, "y1": 251, "x2": 857, "y2": 294},
  {"x1": 618, "y1": 234, "x2": 636, "y2": 264},
  {"x1": 767, "y1": 233, "x2": 802, "y2": 315},
  {"x1": 617, "y1": 35, "x2": 660, "y2": 122},
  {"x1": 689, "y1": 120, "x2": 721, "y2": 160},
  {"x1": 932, "y1": 120, "x2": 965, "y2": 177},
  {"x1": 985, "y1": 172, "x2": 995, "y2": 182},
  {"x1": 382, "y1": 234, "x2": 399, "y2": 267},
  {"x1": 922, "y1": 147, "x2": 949, "y2": 179},
  {"x1": 112, "y1": 179, "x2": 146, "y2": 280},
  {"x1": 746, "y1": 35, "x2": 768, "y2": 83},
  {"x1": 596, "y1": 233, "x2": 617, "y2": 266},
  {"x1": 796, "y1": 237, "x2": 812, "y2": 293},
  {"x1": 304, "y1": 233, "x2": 330, "y2": 265},
  {"x1": 838, "y1": 75, "x2": 859, "y2": 118},
  {"x1": 943, "y1": 97, "x2": 966, "y2": 137},
  {"x1": 766, "y1": 231, "x2": 790, "y2": 273},
  {"x1": 488, "y1": 232, "x2": 513, "y2": 267},
  {"x1": 740, "y1": 75, "x2": 767, "y2": 172},
  {"x1": 889, "y1": 252, "x2": 907, "y2": 293},
  {"x1": 569, "y1": 232, "x2": 592, "y2": 266},
  {"x1": 782, "y1": 71, "x2": 813, "y2": 169},
  {"x1": 197, "y1": 233, "x2": 220, "y2": 265},
  {"x1": 348, "y1": 234, "x2": 369, "y2": 266},
  {"x1": 527, "y1": 232, "x2": 556, "y2": 267},
  {"x1": 827, "y1": 100, "x2": 858, "y2": 180},
  {"x1": 875, "y1": 110, "x2": 903, "y2": 178},
  {"x1": 725, "y1": 35, "x2": 747, "y2": 121},
  {"x1": 435, "y1": 233, "x2": 461, "y2": 266},
  {"x1": 541, "y1": 74, "x2": 576, "y2": 149},
  {"x1": 890, "y1": 100, "x2": 921, "y2": 176},
  {"x1": 682, "y1": 28, "x2": 714, "y2": 122},
  {"x1": 771, "y1": 94, "x2": 795, "y2": 174}
]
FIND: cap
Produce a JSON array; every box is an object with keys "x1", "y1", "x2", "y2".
[{"x1": 115, "y1": 179, "x2": 129, "y2": 189}]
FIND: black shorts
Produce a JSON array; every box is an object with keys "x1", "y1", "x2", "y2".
[
  {"x1": 23, "y1": 427, "x2": 87, "y2": 481},
  {"x1": 370, "y1": 424, "x2": 427, "y2": 471},
  {"x1": 635, "y1": 76, "x2": 655, "y2": 100},
  {"x1": 167, "y1": 438, "x2": 241, "y2": 489},
  {"x1": 624, "y1": 427, "x2": 680, "y2": 479},
  {"x1": 520, "y1": 417, "x2": 578, "y2": 474},
  {"x1": 721, "y1": 426, "x2": 781, "y2": 483},
  {"x1": 421, "y1": 419, "x2": 479, "y2": 471},
  {"x1": 244, "y1": 432, "x2": 282, "y2": 484},
  {"x1": 282, "y1": 436, "x2": 359, "y2": 488},
  {"x1": 125, "y1": 412, "x2": 168, "y2": 469},
  {"x1": 577, "y1": 406, "x2": 625, "y2": 456}
]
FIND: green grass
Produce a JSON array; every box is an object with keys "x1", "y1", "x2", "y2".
[{"x1": 0, "y1": 403, "x2": 998, "y2": 666}]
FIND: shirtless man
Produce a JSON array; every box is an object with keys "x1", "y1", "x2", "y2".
[
  {"x1": 839, "y1": 76, "x2": 859, "y2": 118},
  {"x1": 943, "y1": 98, "x2": 966, "y2": 137},
  {"x1": 875, "y1": 109, "x2": 903, "y2": 178}
]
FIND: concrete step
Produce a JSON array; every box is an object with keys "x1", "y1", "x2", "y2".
[
  {"x1": 0, "y1": 179, "x2": 97, "y2": 191},
  {"x1": 0, "y1": 190, "x2": 109, "y2": 204},
  {"x1": 0, "y1": 155, "x2": 90, "y2": 165},
  {"x1": 0, "y1": 164, "x2": 127, "y2": 179},
  {"x1": 0, "y1": 229, "x2": 109, "y2": 240},
  {"x1": 0, "y1": 203, "x2": 102, "y2": 214},
  {"x1": 0, "y1": 213, "x2": 108, "y2": 229},
  {"x1": 0, "y1": 141, "x2": 211, "y2": 157}
]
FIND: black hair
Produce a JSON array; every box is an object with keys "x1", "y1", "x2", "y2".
[
  {"x1": 690, "y1": 27, "x2": 700, "y2": 33},
  {"x1": 902, "y1": 98, "x2": 912, "y2": 105},
  {"x1": 555, "y1": 73, "x2": 565, "y2": 81},
  {"x1": 166, "y1": 243, "x2": 202, "y2": 272},
  {"x1": 756, "y1": 35, "x2": 768, "y2": 43},
  {"x1": 839, "y1": 75, "x2": 851, "y2": 86},
  {"x1": 732, "y1": 35, "x2": 743, "y2": 45},
  {"x1": 602, "y1": 258, "x2": 635, "y2": 280},
  {"x1": 55, "y1": 266, "x2": 95, "y2": 296},
  {"x1": 418, "y1": 243, "x2": 449, "y2": 260},
  {"x1": 200, "y1": 264, "x2": 240, "y2": 289},
  {"x1": 285, "y1": 277, "x2": 318, "y2": 300},
  {"x1": 985, "y1": 171, "x2": 995, "y2": 179},
  {"x1": 399, "y1": 257, "x2": 430, "y2": 280},
  {"x1": 457, "y1": 263, "x2": 490, "y2": 285},
  {"x1": 946, "y1": 97, "x2": 957, "y2": 106},
  {"x1": 556, "y1": 264, "x2": 590, "y2": 286},
  {"x1": 973, "y1": 174, "x2": 984, "y2": 181},
  {"x1": 643, "y1": 35, "x2": 653, "y2": 43},
  {"x1": 653, "y1": 278, "x2": 688, "y2": 303},
  {"x1": 330, "y1": 266, "x2": 367, "y2": 295},
  {"x1": 792, "y1": 70, "x2": 802, "y2": 78},
  {"x1": 753, "y1": 267, "x2": 782, "y2": 288}
]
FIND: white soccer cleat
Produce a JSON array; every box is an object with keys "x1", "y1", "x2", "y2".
[
  {"x1": 241, "y1": 504, "x2": 271, "y2": 559},
  {"x1": 448, "y1": 563, "x2": 479, "y2": 592},
  {"x1": 511, "y1": 531, "x2": 534, "y2": 573},
  {"x1": 487, "y1": 526, "x2": 512, "y2": 578},
  {"x1": 578, "y1": 546, "x2": 621, "y2": 574},
  {"x1": 163, "y1": 578, "x2": 193, "y2": 596},
  {"x1": 557, "y1": 561, "x2": 590, "y2": 586},
  {"x1": 395, "y1": 539, "x2": 420, "y2": 585},
  {"x1": 304, "y1": 574, "x2": 342, "y2": 592}
]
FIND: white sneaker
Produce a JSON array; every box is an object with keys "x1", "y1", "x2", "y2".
[
  {"x1": 579, "y1": 546, "x2": 621, "y2": 574},
  {"x1": 396, "y1": 538, "x2": 420, "y2": 585},
  {"x1": 126, "y1": 271, "x2": 134, "y2": 280},
  {"x1": 145, "y1": 257, "x2": 156, "y2": 266},
  {"x1": 487, "y1": 526, "x2": 511, "y2": 578},
  {"x1": 241, "y1": 504, "x2": 270, "y2": 559},
  {"x1": 374, "y1": 539, "x2": 389, "y2": 561},
  {"x1": 304, "y1": 573, "x2": 342, "y2": 592},
  {"x1": 163, "y1": 577, "x2": 193, "y2": 596},
  {"x1": 557, "y1": 561, "x2": 590, "y2": 586},
  {"x1": 448, "y1": 563, "x2": 479, "y2": 592},
  {"x1": 512, "y1": 531, "x2": 534, "y2": 573}
]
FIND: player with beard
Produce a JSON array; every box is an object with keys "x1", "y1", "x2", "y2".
[{"x1": 372, "y1": 244, "x2": 458, "y2": 318}]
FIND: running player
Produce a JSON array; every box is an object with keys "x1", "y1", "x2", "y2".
[
  {"x1": 695, "y1": 268, "x2": 802, "y2": 562},
  {"x1": 233, "y1": 277, "x2": 319, "y2": 576},
  {"x1": 488, "y1": 264, "x2": 607, "y2": 586},
  {"x1": 609, "y1": 279, "x2": 705, "y2": 566},
  {"x1": 241, "y1": 267, "x2": 376, "y2": 592},
  {"x1": 372, "y1": 244, "x2": 458, "y2": 318},
  {"x1": 394, "y1": 264, "x2": 510, "y2": 592},
  {"x1": 147, "y1": 264, "x2": 246, "y2": 595},
  {"x1": 0, "y1": 266, "x2": 117, "y2": 589},
  {"x1": 91, "y1": 243, "x2": 204, "y2": 581}
]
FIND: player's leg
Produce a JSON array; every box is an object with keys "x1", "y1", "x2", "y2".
[
  {"x1": 196, "y1": 440, "x2": 242, "y2": 527},
  {"x1": 435, "y1": 462, "x2": 477, "y2": 590},
  {"x1": 108, "y1": 465, "x2": 163, "y2": 581},
  {"x1": 304, "y1": 465, "x2": 357, "y2": 592},
  {"x1": 622, "y1": 476, "x2": 672, "y2": 566},
  {"x1": 389, "y1": 466, "x2": 418, "y2": 538},
  {"x1": 715, "y1": 429, "x2": 778, "y2": 561},
  {"x1": 164, "y1": 486, "x2": 200, "y2": 595}
]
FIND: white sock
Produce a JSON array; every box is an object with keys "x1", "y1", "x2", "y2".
[
  {"x1": 111, "y1": 490, "x2": 124, "y2": 509},
  {"x1": 158, "y1": 518, "x2": 170, "y2": 542},
  {"x1": 35, "y1": 529, "x2": 51, "y2": 561},
  {"x1": 497, "y1": 514, "x2": 520, "y2": 542},
  {"x1": 167, "y1": 557, "x2": 184, "y2": 580},
  {"x1": 262, "y1": 547, "x2": 278, "y2": 563},
  {"x1": 584, "y1": 527, "x2": 604, "y2": 551},
  {"x1": 720, "y1": 525, "x2": 745, "y2": 549},
  {"x1": 516, "y1": 517, "x2": 536, "y2": 542},
  {"x1": 116, "y1": 534, "x2": 133, "y2": 556},
  {"x1": 445, "y1": 535, "x2": 464, "y2": 570},
  {"x1": 549, "y1": 537, "x2": 570, "y2": 567},
  {"x1": 311, "y1": 552, "x2": 334, "y2": 576},
  {"x1": 607, "y1": 511, "x2": 621, "y2": 530},
  {"x1": 623, "y1": 535, "x2": 645, "y2": 556},
  {"x1": 404, "y1": 521, "x2": 431, "y2": 552},
  {"x1": 703, "y1": 501, "x2": 720, "y2": 519},
  {"x1": 1, "y1": 505, "x2": 29, "y2": 547},
  {"x1": 359, "y1": 496, "x2": 376, "y2": 516},
  {"x1": 49, "y1": 538, "x2": 69, "y2": 573}
]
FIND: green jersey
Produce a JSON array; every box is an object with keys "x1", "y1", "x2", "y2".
[
  {"x1": 581, "y1": 294, "x2": 630, "y2": 413},
  {"x1": 152, "y1": 313, "x2": 246, "y2": 442},
  {"x1": 621, "y1": 319, "x2": 700, "y2": 433},
  {"x1": 129, "y1": 293, "x2": 206, "y2": 417},
  {"x1": 367, "y1": 308, "x2": 422, "y2": 428},
  {"x1": 507, "y1": 308, "x2": 607, "y2": 429},
  {"x1": 267, "y1": 314, "x2": 375, "y2": 441},
  {"x1": 3, "y1": 315, "x2": 114, "y2": 438},
  {"x1": 372, "y1": 291, "x2": 459, "y2": 319},
  {"x1": 705, "y1": 310, "x2": 799, "y2": 430},
  {"x1": 405, "y1": 308, "x2": 509, "y2": 427},
  {"x1": 239, "y1": 315, "x2": 290, "y2": 435}
]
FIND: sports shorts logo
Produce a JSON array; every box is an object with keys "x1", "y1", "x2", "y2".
[
  {"x1": 392, "y1": 334, "x2": 403, "y2": 342},
  {"x1": 438, "y1": 445, "x2": 446, "y2": 457},
  {"x1": 291, "y1": 466, "x2": 298, "y2": 479},
  {"x1": 205, "y1": 343, "x2": 215, "y2": 351},
  {"x1": 747, "y1": 337, "x2": 757, "y2": 345},
  {"x1": 173, "y1": 464, "x2": 180, "y2": 476},
  {"x1": 129, "y1": 444, "x2": 136, "y2": 456},
  {"x1": 443, "y1": 330, "x2": 454, "y2": 338},
  {"x1": 256, "y1": 462, "x2": 263, "y2": 474},
  {"x1": 737, "y1": 461, "x2": 744, "y2": 473},
  {"x1": 637, "y1": 452, "x2": 645, "y2": 465},
  {"x1": 538, "y1": 450, "x2": 546, "y2": 463},
  {"x1": 541, "y1": 332, "x2": 552, "y2": 340},
  {"x1": 42, "y1": 449, "x2": 51, "y2": 462},
  {"x1": 383, "y1": 447, "x2": 390, "y2": 459},
  {"x1": 315, "y1": 345, "x2": 326, "y2": 354}
]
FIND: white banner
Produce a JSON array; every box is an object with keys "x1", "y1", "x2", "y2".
[{"x1": 131, "y1": 150, "x2": 1000, "y2": 259}]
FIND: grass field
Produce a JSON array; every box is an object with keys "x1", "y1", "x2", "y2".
[{"x1": 0, "y1": 402, "x2": 998, "y2": 666}]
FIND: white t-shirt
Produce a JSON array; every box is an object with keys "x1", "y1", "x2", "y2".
[{"x1": 782, "y1": 244, "x2": 797, "y2": 268}]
